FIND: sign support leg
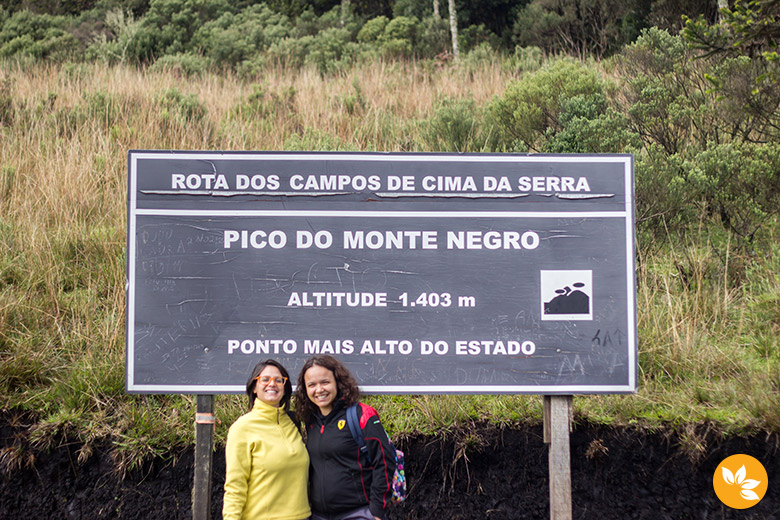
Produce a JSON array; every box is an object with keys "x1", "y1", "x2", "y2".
[
  {"x1": 193, "y1": 395, "x2": 215, "y2": 520},
  {"x1": 543, "y1": 395, "x2": 572, "y2": 520}
]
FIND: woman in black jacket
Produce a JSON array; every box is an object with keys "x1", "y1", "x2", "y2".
[{"x1": 295, "y1": 355, "x2": 396, "y2": 520}]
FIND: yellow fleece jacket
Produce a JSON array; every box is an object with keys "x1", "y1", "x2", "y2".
[{"x1": 222, "y1": 399, "x2": 310, "y2": 520}]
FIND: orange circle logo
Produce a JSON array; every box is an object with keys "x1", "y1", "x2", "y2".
[{"x1": 713, "y1": 454, "x2": 768, "y2": 509}]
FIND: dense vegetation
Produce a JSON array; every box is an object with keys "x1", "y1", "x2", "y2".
[
  {"x1": 1, "y1": 0, "x2": 779, "y2": 471},
  {"x1": 0, "y1": 0, "x2": 718, "y2": 70}
]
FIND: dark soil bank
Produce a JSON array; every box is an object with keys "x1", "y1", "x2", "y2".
[{"x1": 2, "y1": 413, "x2": 779, "y2": 520}]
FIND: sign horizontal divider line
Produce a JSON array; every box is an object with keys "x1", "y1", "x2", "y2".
[
  {"x1": 131, "y1": 209, "x2": 630, "y2": 218},
  {"x1": 130, "y1": 152, "x2": 634, "y2": 163}
]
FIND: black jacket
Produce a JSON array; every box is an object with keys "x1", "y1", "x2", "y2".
[{"x1": 306, "y1": 400, "x2": 396, "y2": 520}]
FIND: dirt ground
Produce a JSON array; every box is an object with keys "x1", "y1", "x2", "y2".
[{"x1": 1, "y1": 410, "x2": 779, "y2": 519}]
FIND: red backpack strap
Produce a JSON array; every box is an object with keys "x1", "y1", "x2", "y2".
[{"x1": 358, "y1": 402, "x2": 379, "y2": 429}]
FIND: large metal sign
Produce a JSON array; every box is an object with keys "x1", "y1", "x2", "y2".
[{"x1": 126, "y1": 151, "x2": 636, "y2": 394}]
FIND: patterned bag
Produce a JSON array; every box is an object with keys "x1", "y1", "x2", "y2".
[
  {"x1": 390, "y1": 448, "x2": 407, "y2": 502},
  {"x1": 346, "y1": 404, "x2": 407, "y2": 503}
]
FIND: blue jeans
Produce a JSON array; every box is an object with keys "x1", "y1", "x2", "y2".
[{"x1": 311, "y1": 506, "x2": 375, "y2": 520}]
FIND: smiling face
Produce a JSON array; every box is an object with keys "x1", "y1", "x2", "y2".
[
  {"x1": 304, "y1": 364, "x2": 338, "y2": 416},
  {"x1": 254, "y1": 365, "x2": 285, "y2": 408}
]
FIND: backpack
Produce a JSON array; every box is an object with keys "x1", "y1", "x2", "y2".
[{"x1": 346, "y1": 404, "x2": 407, "y2": 503}]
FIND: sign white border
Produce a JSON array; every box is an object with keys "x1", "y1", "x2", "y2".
[{"x1": 127, "y1": 152, "x2": 636, "y2": 394}]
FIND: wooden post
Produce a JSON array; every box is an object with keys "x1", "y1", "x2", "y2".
[
  {"x1": 193, "y1": 395, "x2": 215, "y2": 520},
  {"x1": 543, "y1": 395, "x2": 573, "y2": 520}
]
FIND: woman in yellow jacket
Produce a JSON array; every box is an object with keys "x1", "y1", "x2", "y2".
[{"x1": 223, "y1": 359, "x2": 311, "y2": 520}]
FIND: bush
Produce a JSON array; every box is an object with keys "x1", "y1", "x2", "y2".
[
  {"x1": 487, "y1": 58, "x2": 604, "y2": 151},
  {"x1": 381, "y1": 16, "x2": 420, "y2": 58},
  {"x1": 615, "y1": 28, "x2": 711, "y2": 155},
  {"x1": 691, "y1": 143, "x2": 780, "y2": 244},
  {"x1": 126, "y1": 0, "x2": 231, "y2": 61},
  {"x1": 192, "y1": 5, "x2": 292, "y2": 68},
  {"x1": 232, "y1": 83, "x2": 296, "y2": 120},
  {"x1": 633, "y1": 145, "x2": 698, "y2": 240},
  {"x1": 461, "y1": 41, "x2": 501, "y2": 72},
  {"x1": 459, "y1": 24, "x2": 499, "y2": 53},
  {"x1": 356, "y1": 16, "x2": 388, "y2": 43},
  {"x1": 504, "y1": 45, "x2": 544, "y2": 74},
  {"x1": 0, "y1": 11, "x2": 80, "y2": 60},
  {"x1": 266, "y1": 35, "x2": 314, "y2": 68},
  {"x1": 417, "y1": 15, "x2": 449, "y2": 58},
  {"x1": 392, "y1": 0, "x2": 429, "y2": 19},
  {"x1": 148, "y1": 51, "x2": 207, "y2": 76},
  {"x1": 158, "y1": 87, "x2": 206, "y2": 123},
  {"x1": 308, "y1": 4, "x2": 361, "y2": 38},
  {"x1": 305, "y1": 27, "x2": 356, "y2": 74},
  {"x1": 512, "y1": 0, "x2": 646, "y2": 58},
  {"x1": 542, "y1": 93, "x2": 641, "y2": 153},
  {"x1": 283, "y1": 127, "x2": 358, "y2": 151},
  {"x1": 85, "y1": 8, "x2": 141, "y2": 64},
  {"x1": 420, "y1": 97, "x2": 489, "y2": 153},
  {"x1": 0, "y1": 75, "x2": 14, "y2": 126}
]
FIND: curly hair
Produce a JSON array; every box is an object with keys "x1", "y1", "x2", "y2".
[
  {"x1": 246, "y1": 359, "x2": 293, "y2": 412},
  {"x1": 294, "y1": 355, "x2": 360, "y2": 423}
]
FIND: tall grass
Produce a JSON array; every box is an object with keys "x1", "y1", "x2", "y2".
[{"x1": 1, "y1": 58, "x2": 778, "y2": 469}]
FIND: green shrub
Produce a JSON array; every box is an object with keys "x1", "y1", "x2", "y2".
[
  {"x1": 305, "y1": 27, "x2": 356, "y2": 74},
  {"x1": 392, "y1": 0, "x2": 429, "y2": 19},
  {"x1": 126, "y1": 0, "x2": 231, "y2": 61},
  {"x1": 635, "y1": 140, "x2": 780, "y2": 251},
  {"x1": 633, "y1": 145, "x2": 702, "y2": 244},
  {"x1": 512, "y1": 0, "x2": 645, "y2": 58},
  {"x1": 337, "y1": 77, "x2": 366, "y2": 116},
  {"x1": 267, "y1": 35, "x2": 314, "y2": 68},
  {"x1": 1, "y1": 166, "x2": 14, "y2": 202},
  {"x1": 458, "y1": 24, "x2": 499, "y2": 53},
  {"x1": 148, "y1": 51, "x2": 208, "y2": 77},
  {"x1": 701, "y1": 54, "x2": 780, "y2": 145},
  {"x1": 381, "y1": 16, "x2": 420, "y2": 58},
  {"x1": 692, "y1": 143, "x2": 780, "y2": 244},
  {"x1": 192, "y1": 13, "x2": 253, "y2": 67},
  {"x1": 235, "y1": 56, "x2": 266, "y2": 80},
  {"x1": 85, "y1": 7, "x2": 140, "y2": 64},
  {"x1": 158, "y1": 87, "x2": 206, "y2": 123},
  {"x1": 356, "y1": 16, "x2": 388, "y2": 43},
  {"x1": 232, "y1": 83, "x2": 296, "y2": 120},
  {"x1": 0, "y1": 11, "x2": 79, "y2": 60},
  {"x1": 417, "y1": 15, "x2": 449, "y2": 58},
  {"x1": 314, "y1": 4, "x2": 361, "y2": 38},
  {"x1": 616, "y1": 28, "x2": 709, "y2": 155},
  {"x1": 290, "y1": 7, "x2": 320, "y2": 38},
  {"x1": 487, "y1": 58, "x2": 604, "y2": 151},
  {"x1": 283, "y1": 127, "x2": 357, "y2": 151},
  {"x1": 420, "y1": 97, "x2": 488, "y2": 153},
  {"x1": 683, "y1": 2, "x2": 780, "y2": 144},
  {"x1": 505, "y1": 45, "x2": 544, "y2": 74},
  {"x1": 542, "y1": 93, "x2": 641, "y2": 154},
  {"x1": 461, "y1": 42, "x2": 500, "y2": 72},
  {"x1": 83, "y1": 90, "x2": 120, "y2": 127},
  {"x1": 192, "y1": 5, "x2": 292, "y2": 68},
  {"x1": 0, "y1": 76, "x2": 13, "y2": 125}
]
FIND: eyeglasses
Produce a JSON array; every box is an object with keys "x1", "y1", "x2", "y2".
[{"x1": 255, "y1": 375, "x2": 288, "y2": 386}]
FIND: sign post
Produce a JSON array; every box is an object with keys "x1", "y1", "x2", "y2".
[
  {"x1": 126, "y1": 151, "x2": 636, "y2": 518},
  {"x1": 192, "y1": 395, "x2": 214, "y2": 520},
  {"x1": 544, "y1": 395, "x2": 573, "y2": 520}
]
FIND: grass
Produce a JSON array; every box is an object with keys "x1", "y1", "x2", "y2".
[{"x1": 1, "y1": 56, "x2": 779, "y2": 470}]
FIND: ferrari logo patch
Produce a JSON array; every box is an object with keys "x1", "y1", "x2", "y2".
[{"x1": 338, "y1": 420, "x2": 346, "y2": 430}]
